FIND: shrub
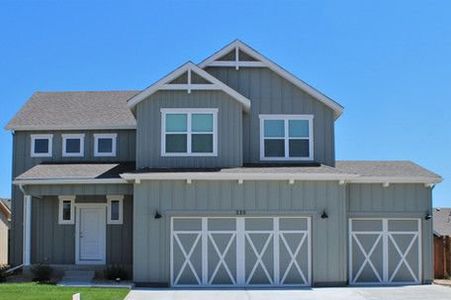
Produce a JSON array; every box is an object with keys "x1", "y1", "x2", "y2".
[
  {"x1": 104, "y1": 265, "x2": 128, "y2": 281},
  {"x1": 0, "y1": 265, "x2": 10, "y2": 282},
  {"x1": 30, "y1": 263, "x2": 52, "y2": 283}
]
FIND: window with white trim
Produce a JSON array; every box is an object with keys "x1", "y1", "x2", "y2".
[
  {"x1": 94, "y1": 133, "x2": 117, "y2": 157},
  {"x1": 107, "y1": 195, "x2": 123, "y2": 224},
  {"x1": 259, "y1": 115, "x2": 313, "y2": 160},
  {"x1": 31, "y1": 134, "x2": 53, "y2": 157},
  {"x1": 58, "y1": 196, "x2": 75, "y2": 224},
  {"x1": 62, "y1": 134, "x2": 85, "y2": 157},
  {"x1": 161, "y1": 109, "x2": 218, "y2": 156}
]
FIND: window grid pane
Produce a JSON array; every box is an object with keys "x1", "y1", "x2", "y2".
[
  {"x1": 111, "y1": 201, "x2": 119, "y2": 221},
  {"x1": 98, "y1": 138, "x2": 113, "y2": 153},
  {"x1": 166, "y1": 114, "x2": 187, "y2": 132},
  {"x1": 62, "y1": 201, "x2": 71, "y2": 221},
  {"x1": 65, "y1": 138, "x2": 81, "y2": 153},
  {"x1": 264, "y1": 120, "x2": 285, "y2": 137},
  {"x1": 191, "y1": 114, "x2": 213, "y2": 132},
  {"x1": 289, "y1": 120, "x2": 309, "y2": 138},
  {"x1": 34, "y1": 139, "x2": 49, "y2": 154}
]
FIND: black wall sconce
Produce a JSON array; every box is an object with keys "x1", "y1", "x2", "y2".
[
  {"x1": 321, "y1": 210, "x2": 328, "y2": 219},
  {"x1": 154, "y1": 210, "x2": 162, "y2": 219},
  {"x1": 424, "y1": 212, "x2": 432, "y2": 220}
]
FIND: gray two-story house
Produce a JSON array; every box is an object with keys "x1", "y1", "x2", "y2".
[{"x1": 6, "y1": 40, "x2": 441, "y2": 287}]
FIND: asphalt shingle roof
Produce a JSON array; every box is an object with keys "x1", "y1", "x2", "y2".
[
  {"x1": 5, "y1": 91, "x2": 138, "y2": 130},
  {"x1": 15, "y1": 162, "x2": 135, "y2": 181},
  {"x1": 434, "y1": 208, "x2": 451, "y2": 236}
]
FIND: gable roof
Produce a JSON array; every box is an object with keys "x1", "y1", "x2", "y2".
[
  {"x1": 127, "y1": 62, "x2": 251, "y2": 111},
  {"x1": 6, "y1": 91, "x2": 138, "y2": 131},
  {"x1": 433, "y1": 208, "x2": 451, "y2": 237},
  {"x1": 199, "y1": 40, "x2": 344, "y2": 119}
]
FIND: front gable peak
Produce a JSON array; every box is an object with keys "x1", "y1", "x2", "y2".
[
  {"x1": 127, "y1": 62, "x2": 251, "y2": 111},
  {"x1": 199, "y1": 40, "x2": 344, "y2": 119}
]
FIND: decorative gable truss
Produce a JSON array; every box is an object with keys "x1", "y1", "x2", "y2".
[
  {"x1": 199, "y1": 40, "x2": 344, "y2": 119},
  {"x1": 127, "y1": 62, "x2": 251, "y2": 111}
]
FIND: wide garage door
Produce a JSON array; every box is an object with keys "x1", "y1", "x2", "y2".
[
  {"x1": 349, "y1": 218, "x2": 421, "y2": 285},
  {"x1": 171, "y1": 217, "x2": 311, "y2": 287}
]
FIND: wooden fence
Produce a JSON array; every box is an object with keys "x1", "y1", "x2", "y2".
[{"x1": 434, "y1": 235, "x2": 451, "y2": 278}]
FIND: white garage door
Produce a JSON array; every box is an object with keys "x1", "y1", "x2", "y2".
[
  {"x1": 171, "y1": 217, "x2": 311, "y2": 287},
  {"x1": 349, "y1": 218, "x2": 421, "y2": 285}
]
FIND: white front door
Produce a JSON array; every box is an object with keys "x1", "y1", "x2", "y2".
[{"x1": 76, "y1": 204, "x2": 106, "y2": 264}]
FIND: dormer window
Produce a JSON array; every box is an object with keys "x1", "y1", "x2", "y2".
[
  {"x1": 161, "y1": 108, "x2": 218, "y2": 157},
  {"x1": 259, "y1": 115, "x2": 313, "y2": 161},
  {"x1": 31, "y1": 134, "x2": 53, "y2": 157}
]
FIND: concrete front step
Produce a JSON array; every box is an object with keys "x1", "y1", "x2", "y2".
[{"x1": 62, "y1": 270, "x2": 95, "y2": 283}]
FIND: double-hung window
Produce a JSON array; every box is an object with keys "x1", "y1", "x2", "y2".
[
  {"x1": 62, "y1": 134, "x2": 85, "y2": 157},
  {"x1": 31, "y1": 134, "x2": 53, "y2": 157},
  {"x1": 260, "y1": 115, "x2": 313, "y2": 160},
  {"x1": 161, "y1": 109, "x2": 218, "y2": 156}
]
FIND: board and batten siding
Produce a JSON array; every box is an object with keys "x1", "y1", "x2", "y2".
[
  {"x1": 205, "y1": 67, "x2": 336, "y2": 167},
  {"x1": 10, "y1": 129, "x2": 135, "y2": 266},
  {"x1": 205, "y1": 67, "x2": 335, "y2": 166},
  {"x1": 136, "y1": 90, "x2": 243, "y2": 169},
  {"x1": 31, "y1": 195, "x2": 133, "y2": 266},
  {"x1": 133, "y1": 180, "x2": 347, "y2": 285},
  {"x1": 347, "y1": 183, "x2": 433, "y2": 283}
]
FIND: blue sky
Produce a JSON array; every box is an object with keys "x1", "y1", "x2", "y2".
[{"x1": 0, "y1": 0, "x2": 450, "y2": 206}]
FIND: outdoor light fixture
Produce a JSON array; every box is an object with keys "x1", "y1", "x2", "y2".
[
  {"x1": 154, "y1": 210, "x2": 162, "y2": 219},
  {"x1": 321, "y1": 210, "x2": 328, "y2": 219},
  {"x1": 424, "y1": 213, "x2": 432, "y2": 220}
]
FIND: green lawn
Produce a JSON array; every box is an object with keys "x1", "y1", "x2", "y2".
[{"x1": 0, "y1": 283, "x2": 129, "y2": 300}]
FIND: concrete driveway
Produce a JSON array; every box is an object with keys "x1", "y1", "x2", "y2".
[{"x1": 125, "y1": 285, "x2": 451, "y2": 300}]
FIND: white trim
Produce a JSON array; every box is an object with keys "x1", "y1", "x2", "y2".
[
  {"x1": 161, "y1": 108, "x2": 218, "y2": 157},
  {"x1": 198, "y1": 40, "x2": 343, "y2": 119},
  {"x1": 58, "y1": 195, "x2": 75, "y2": 225},
  {"x1": 14, "y1": 178, "x2": 127, "y2": 185},
  {"x1": 23, "y1": 195, "x2": 31, "y2": 266},
  {"x1": 120, "y1": 172, "x2": 441, "y2": 185},
  {"x1": 107, "y1": 195, "x2": 124, "y2": 225},
  {"x1": 7, "y1": 124, "x2": 136, "y2": 131},
  {"x1": 94, "y1": 133, "x2": 117, "y2": 157},
  {"x1": 30, "y1": 134, "x2": 53, "y2": 157},
  {"x1": 127, "y1": 62, "x2": 251, "y2": 112},
  {"x1": 75, "y1": 203, "x2": 107, "y2": 265},
  {"x1": 259, "y1": 114, "x2": 314, "y2": 161},
  {"x1": 62, "y1": 134, "x2": 85, "y2": 157}
]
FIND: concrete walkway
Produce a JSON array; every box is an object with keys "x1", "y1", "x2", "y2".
[{"x1": 125, "y1": 285, "x2": 451, "y2": 300}]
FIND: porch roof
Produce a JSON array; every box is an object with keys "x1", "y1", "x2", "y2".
[{"x1": 14, "y1": 162, "x2": 134, "y2": 185}]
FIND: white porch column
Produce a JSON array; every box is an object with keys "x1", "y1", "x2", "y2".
[{"x1": 23, "y1": 195, "x2": 32, "y2": 266}]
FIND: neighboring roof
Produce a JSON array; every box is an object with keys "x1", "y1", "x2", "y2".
[
  {"x1": 433, "y1": 208, "x2": 451, "y2": 237},
  {"x1": 198, "y1": 39, "x2": 344, "y2": 119},
  {"x1": 127, "y1": 62, "x2": 251, "y2": 111},
  {"x1": 335, "y1": 161, "x2": 442, "y2": 183},
  {"x1": 6, "y1": 91, "x2": 138, "y2": 131},
  {"x1": 0, "y1": 198, "x2": 11, "y2": 219},
  {"x1": 121, "y1": 160, "x2": 441, "y2": 185},
  {"x1": 14, "y1": 162, "x2": 135, "y2": 185}
]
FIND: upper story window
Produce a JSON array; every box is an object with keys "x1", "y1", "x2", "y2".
[
  {"x1": 161, "y1": 108, "x2": 218, "y2": 156},
  {"x1": 259, "y1": 115, "x2": 313, "y2": 161},
  {"x1": 31, "y1": 134, "x2": 53, "y2": 157},
  {"x1": 62, "y1": 134, "x2": 85, "y2": 157},
  {"x1": 94, "y1": 133, "x2": 117, "y2": 157}
]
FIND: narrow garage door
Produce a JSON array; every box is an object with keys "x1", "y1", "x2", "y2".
[
  {"x1": 171, "y1": 217, "x2": 311, "y2": 287},
  {"x1": 349, "y1": 218, "x2": 421, "y2": 285}
]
